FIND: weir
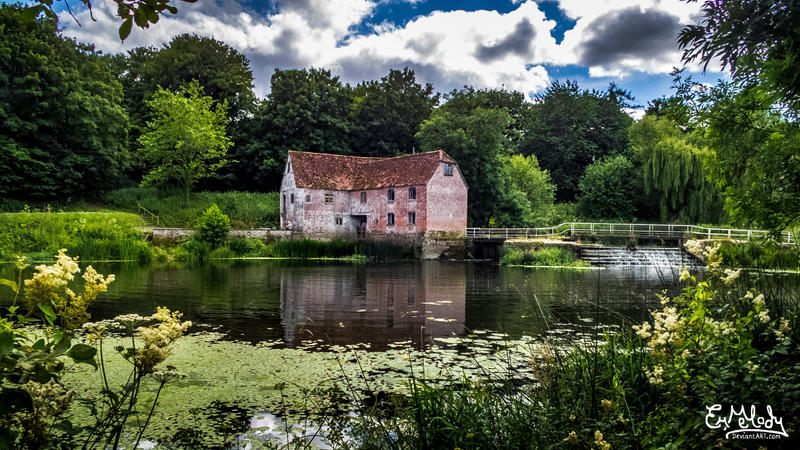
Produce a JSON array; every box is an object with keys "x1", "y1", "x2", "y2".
[{"x1": 580, "y1": 246, "x2": 701, "y2": 267}]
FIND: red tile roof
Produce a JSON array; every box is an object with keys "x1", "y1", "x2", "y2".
[{"x1": 288, "y1": 150, "x2": 457, "y2": 190}]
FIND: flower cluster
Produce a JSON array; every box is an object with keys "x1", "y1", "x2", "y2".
[
  {"x1": 633, "y1": 306, "x2": 686, "y2": 349},
  {"x1": 23, "y1": 249, "x2": 114, "y2": 330},
  {"x1": 135, "y1": 307, "x2": 191, "y2": 374},
  {"x1": 722, "y1": 268, "x2": 741, "y2": 285},
  {"x1": 684, "y1": 239, "x2": 722, "y2": 270},
  {"x1": 593, "y1": 430, "x2": 612, "y2": 450}
]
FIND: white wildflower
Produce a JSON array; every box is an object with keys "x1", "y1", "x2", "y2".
[{"x1": 722, "y1": 268, "x2": 741, "y2": 285}]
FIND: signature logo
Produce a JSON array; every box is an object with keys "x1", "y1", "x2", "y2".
[{"x1": 705, "y1": 404, "x2": 789, "y2": 439}]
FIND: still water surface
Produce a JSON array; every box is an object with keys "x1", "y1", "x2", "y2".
[{"x1": 0, "y1": 261, "x2": 686, "y2": 347}]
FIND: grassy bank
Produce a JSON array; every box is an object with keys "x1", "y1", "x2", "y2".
[
  {"x1": 500, "y1": 246, "x2": 591, "y2": 267},
  {"x1": 103, "y1": 188, "x2": 280, "y2": 229},
  {"x1": 0, "y1": 212, "x2": 152, "y2": 263},
  {"x1": 174, "y1": 238, "x2": 415, "y2": 263}
]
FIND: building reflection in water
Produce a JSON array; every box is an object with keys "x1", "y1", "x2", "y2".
[{"x1": 279, "y1": 262, "x2": 466, "y2": 348}]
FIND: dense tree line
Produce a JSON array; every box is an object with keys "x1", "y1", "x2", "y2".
[{"x1": 1, "y1": 2, "x2": 798, "y2": 231}]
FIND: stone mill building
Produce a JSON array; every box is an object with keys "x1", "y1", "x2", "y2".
[{"x1": 279, "y1": 150, "x2": 468, "y2": 239}]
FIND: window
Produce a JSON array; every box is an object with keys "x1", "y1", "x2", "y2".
[
  {"x1": 387, "y1": 189, "x2": 395, "y2": 203},
  {"x1": 444, "y1": 163, "x2": 453, "y2": 176},
  {"x1": 282, "y1": 195, "x2": 286, "y2": 213},
  {"x1": 286, "y1": 161, "x2": 291, "y2": 173},
  {"x1": 408, "y1": 212, "x2": 416, "y2": 225},
  {"x1": 324, "y1": 193, "x2": 334, "y2": 204},
  {"x1": 360, "y1": 191, "x2": 367, "y2": 203},
  {"x1": 334, "y1": 217, "x2": 343, "y2": 225},
  {"x1": 290, "y1": 193, "x2": 295, "y2": 204},
  {"x1": 387, "y1": 213, "x2": 395, "y2": 226},
  {"x1": 408, "y1": 186, "x2": 416, "y2": 200},
  {"x1": 305, "y1": 194, "x2": 311, "y2": 203}
]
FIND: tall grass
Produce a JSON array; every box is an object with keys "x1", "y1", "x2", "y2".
[
  {"x1": 272, "y1": 239, "x2": 358, "y2": 258},
  {"x1": 500, "y1": 246, "x2": 590, "y2": 267},
  {"x1": 0, "y1": 212, "x2": 152, "y2": 262},
  {"x1": 715, "y1": 239, "x2": 800, "y2": 270},
  {"x1": 103, "y1": 187, "x2": 279, "y2": 229}
]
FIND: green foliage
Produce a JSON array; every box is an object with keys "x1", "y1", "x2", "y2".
[
  {"x1": 518, "y1": 81, "x2": 634, "y2": 201},
  {"x1": 140, "y1": 34, "x2": 255, "y2": 120},
  {"x1": 138, "y1": 81, "x2": 232, "y2": 193},
  {"x1": 23, "y1": 1, "x2": 196, "y2": 40},
  {"x1": 350, "y1": 68, "x2": 439, "y2": 157},
  {"x1": 0, "y1": 5, "x2": 129, "y2": 200},
  {"x1": 439, "y1": 87, "x2": 530, "y2": 148},
  {"x1": 194, "y1": 204, "x2": 230, "y2": 249},
  {"x1": 500, "y1": 247, "x2": 589, "y2": 267},
  {"x1": 500, "y1": 154, "x2": 556, "y2": 226},
  {"x1": 103, "y1": 188, "x2": 280, "y2": 229},
  {"x1": 0, "y1": 212, "x2": 151, "y2": 263},
  {"x1": 227, "y1": 237, "x2": 271, "y2": 258},
  {"x1": 416, "y1": 107, "x2": 511, "y2": 226},
  {"x1": 577, "y1": 155, "x2": 636, "y2": 221},
  {"x1": 685, "y1": 81, "x2": 800, "y2": 230},
  {"x1": 713, "y1": 240, "x2": 800, "y2": 270},
  {"x1": 234, "y1": 68, "x2": 353, "y2": 191},
  {"x1": 543, "y1": 203, "x2": 579, "y2": 226},
  {"x1": 678, "y1": 0, "x2": 800, "y2": 114},
  {"x1": 271, "y1": 239, "x2": 358, "y2": 258},
  {"x1": 630, "y1": 115, "x2": 724, "y2": 223}
]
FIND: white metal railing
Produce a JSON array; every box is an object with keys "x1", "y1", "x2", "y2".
[{"x1": 466, "y1": 222, "x2": 795, "y2": 244}]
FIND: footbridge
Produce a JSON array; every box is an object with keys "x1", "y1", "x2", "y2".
[{"x1": 466, "y1": 222, "x2": 795, "y2": 244}]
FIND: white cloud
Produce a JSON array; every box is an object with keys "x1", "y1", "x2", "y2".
[{"x1": 58, "y1": 0, "x2": 708, "y2": 98}]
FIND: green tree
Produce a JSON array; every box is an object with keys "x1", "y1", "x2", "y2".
[
  {"x1": 689, "y1": 82, "x2": 800, "y2": 230},
  {"x1": 678, "y1": 0, "x2": 800, "y2": 114},
  {"x1": 500, "y1": 154, "x2": 555, "y2": 226},
  {"x1": 439, "y1": 87, "x2": 530, "y2": 148},
  {"x1": 518, "y1": 81, "x2": 634, "y2": 201},
  {"x1": 236, "y1": 68, "x2": 353, "y2": 191},
  {"x1": 0, "y1": 5, "x2": 129, "y2": 200},
  {"x1": 138, "y1": 82, "x2": 231, "y2": 194},
  {"x1": 629, "y1": 115, "x2": 724, "y2": 223},
  {"x1": 577, "y1": 155, "x2": 636, "y2": 220},
  {"x1": 350, "y1": 68, "x2": 439, "y2": 157},
  {"x1": 416, "y1": 107, "x2": 512, "y2": 226},
  {"x1": 143, "y1": 34, "x2": 255, "y2": 120}
]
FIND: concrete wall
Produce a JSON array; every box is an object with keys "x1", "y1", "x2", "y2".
[{"x1": 426, "y1": 162, "x2": 468, "y2": 235}]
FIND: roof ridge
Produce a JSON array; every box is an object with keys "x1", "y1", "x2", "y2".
[{"x1": 288, "y1": 150, "x2": 445, "y2": 161}]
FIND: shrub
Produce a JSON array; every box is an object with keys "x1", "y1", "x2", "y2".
[
  {"x1": 228, "y1": 237, "x2": 272, "y2": 257},
  {"x1": 194, "y1": 204, "x2": 230, "y2": 249},
  {"x1": 577, "y1": 155, "x2": 636, "y2": 220}
]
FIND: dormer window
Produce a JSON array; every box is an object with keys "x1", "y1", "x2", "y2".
[{"x1": 444, "y1": 163, "x2": 453, "y2": 176}]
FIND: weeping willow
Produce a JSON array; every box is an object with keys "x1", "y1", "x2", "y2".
[{"x1": 642, "y1": 137, "x2": 724, "y2": 223}]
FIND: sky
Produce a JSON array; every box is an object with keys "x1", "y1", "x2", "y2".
[{"x1": 45, "y1": 0, "x2": 725, "y2": 113}]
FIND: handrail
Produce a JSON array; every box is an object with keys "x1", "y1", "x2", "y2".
[
  {"x1": 466, "y1": 222, "x2": 795, "y2": 244},
  {"x1": 137, "y1": 203, "x2": 160, "y2": 227}
]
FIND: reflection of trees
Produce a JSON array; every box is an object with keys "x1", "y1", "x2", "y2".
[
  {"x1": 280, "y1": 262, "x2": 466, "y2": 347},
  {"x1": 466, "y1": 266, "x2": 678, "y2": 336}
]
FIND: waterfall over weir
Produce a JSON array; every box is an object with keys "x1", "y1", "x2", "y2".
[{"x1": 581, "y1": 246, "x2": 701, "y2": 267}]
